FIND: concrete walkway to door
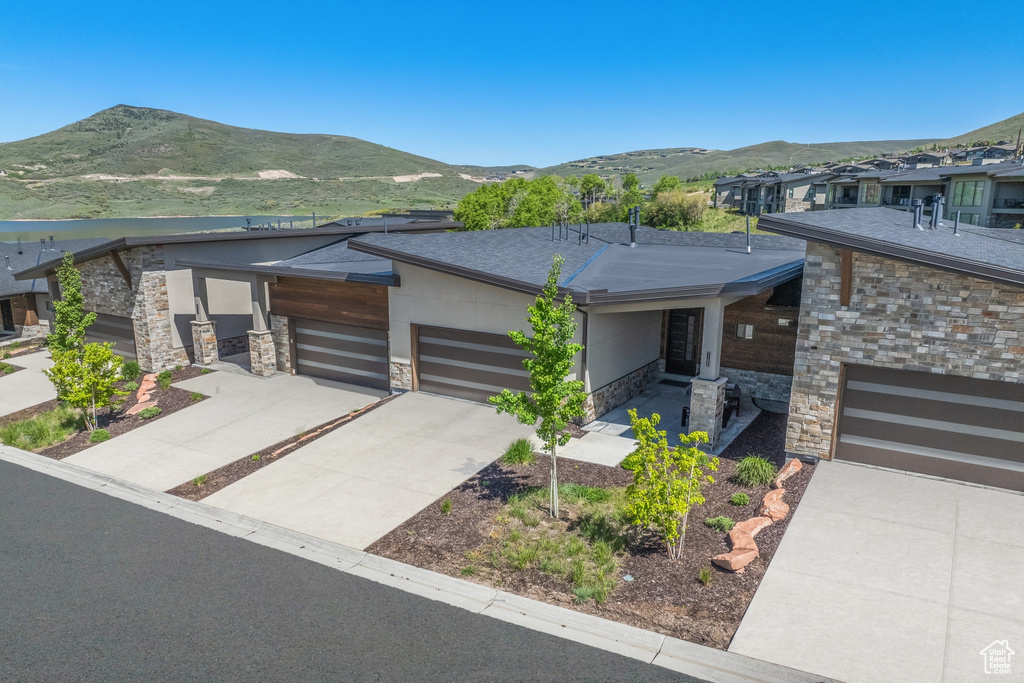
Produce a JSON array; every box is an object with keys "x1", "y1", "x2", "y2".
[
  {"x1": 65, "y1": 371, "x2": 385, "y2": 491},
  {"x1": 202, "y1": 392, "x2": 536, "y2": 549},
  {"x1": 730, "y1": 460, "x2": 1024, "y2": 683},
  {"x1": 0, "y1": 351, "x2": 56, "y2": 418}
]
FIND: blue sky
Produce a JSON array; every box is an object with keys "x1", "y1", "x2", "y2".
[{"x1": 2, "y1": 1, "x2": 1023, "y2": 167}]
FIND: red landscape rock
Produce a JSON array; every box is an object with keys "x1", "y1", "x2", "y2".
[
  {"x1": 127, "y1": 400, "x2": 157, "y2": 416},
  {"x1": 712, "y1": 548, "x2": 758, "y2": 571},
  {"x1": 136, "y1": 374, "x2": 158, "y2": 403},
  {"x1": 771, "y1": 458, "x2": 803, "y2": 489},
  {"x1": 759, "y1": 488, "x2": 790, "y2": 521},
  {"x1": 732, "y1": 516, "x2": 773, "y2": 539}
]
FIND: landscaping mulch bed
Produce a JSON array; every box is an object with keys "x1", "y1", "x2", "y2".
[
  {"x1": 167, "y1": 394, "x2": 398, "y2": 501},
  {"x1": 12, "y1": 365, "x2": 209, "y2": 460},
  {"x1": 0, "y1": 362, "x2": 22, "y2": 378},
  {"x1": 1, "y1": 340, "x2": 45, "y2": 359},
  {"x1": 368, "y1": 410, "x2": 814, "y2": 650}
]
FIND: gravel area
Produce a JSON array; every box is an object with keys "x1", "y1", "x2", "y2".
[{"x1": 368, "y1": 410, "x2": 813, "y2": 650}]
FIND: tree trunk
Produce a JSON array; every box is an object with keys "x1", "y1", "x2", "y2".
[
  {"x1": 676, "y1": 461, "x2": 697, "y2": 558},
  {"x1": 90, "y1": 388, "x2": 97, "y2": 432},
  {"x1": 549, "y1": 442, "x2": 559, "y2": 518}
]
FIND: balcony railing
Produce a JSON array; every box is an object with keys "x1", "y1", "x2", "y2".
[
  {"x1": 1001, "y1": 198, "x2": 1024, "y2": 209},
  {"x1": 834, "y1": 196, "x2": 858, "y2": 205}
]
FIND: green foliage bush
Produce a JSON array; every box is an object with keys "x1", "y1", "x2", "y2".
[
  {"x1": 730, "y1": 492, "x2": 751, "y2": 506},
  {"x1": 123, "y1": 381, "x2": 139, "y2": 392},
  {"x1": 0, "y1": 404, "x2": 82, "y2": 451},
  {"x1": 439, "y1": 498, "x2": 452, "y2": 515},
  {"x1": 121, "y1": 361, "x2": 141, "y2": 381},
  {"x1": 704, "y1": 516, "x2": 735, "y2": 533},
  {"x1": 699, "y1": 567, "x2": 713, "y2": 587},
  {"x1": 137, "y1": 406, "x2": 162, "y2": 420},
  {"x1": 157, "y1": 370, "x2": 172, "y2": 390},
  {"x1": 501, "y1": 438, "x2": 536, "y2": 466},
  {"x1": 0, "y1": 362, "x2": 15, "y2": 375},
  {"x1": 558, "y1": 483, "x2": 611, "y2": 505},
  {"x1": 200, "y1": 368, "x2": 212, "y2": 375},
  {"x1": 189, "y1": 392, "x2": 204, "y2": 402},
  {"x1": 89, "y1": 429, "x2": 111, "y2": 443},
  {"x1": 734, "y1": 455, "x2": 778, "y2": 487}
]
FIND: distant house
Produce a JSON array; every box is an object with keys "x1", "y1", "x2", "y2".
[
  {"x1": 952, "y1": 145, "x2": 1015, "y2": 163},
  {"x1": 902, "y1": 151, "x2": 951, "y2": 168}
]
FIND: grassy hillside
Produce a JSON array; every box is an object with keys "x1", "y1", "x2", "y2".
[
  {"x1": 538, "y1": 138, "x2": 938, "y2": 186},
  {"x1": 941, "y1": 111, "x2": 1024, "y2": 147}
]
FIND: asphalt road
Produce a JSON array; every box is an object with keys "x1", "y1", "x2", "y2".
[{"x1": 0, "y1": 461, "x2": 704, "y2": 683}]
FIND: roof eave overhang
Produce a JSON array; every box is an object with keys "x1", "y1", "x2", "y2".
[
  {"x1": 14, "y1": 238, "x2": 126, "y2": 280},
  {"x1": 174, "y1": 259, "x2": 399, "y2": 286},
  {"x1": 758, "y1": 214, "x2": 1024, "y2": 289}
]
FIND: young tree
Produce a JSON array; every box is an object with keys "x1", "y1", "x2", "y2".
[
  {"x1": 490, "y1": 255, "x2": 586, "y2": 517},
  {"x1": 650, "y1": 174, "x2": 682, "y2": 200},
  {"x1": 48, "y1": 252, "x2": 96, "y2": 354},
  {"x1": 621, "y1": 410, "x2": 718, "y2": 559},
  {"x1": 47, "y1": 342, "x2": 127, "y2": 431}
]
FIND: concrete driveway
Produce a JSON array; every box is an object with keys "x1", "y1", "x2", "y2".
[
  {"x1": 65, "y1": 370, "x2": 385, "y2": 491},
  {"x1": 730, "y1": 460, "x2": 1024, "y2": 683},
  {"x1": 0, "y1": 352, "x2": 56, "y2": 418},
  {"x1": 202, "y1": 392, "x2": 536, "y2": 549}
]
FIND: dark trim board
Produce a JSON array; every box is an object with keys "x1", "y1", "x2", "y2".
[{"x1": 834, "y1": 363, "x2": 1024, "y2": 491}]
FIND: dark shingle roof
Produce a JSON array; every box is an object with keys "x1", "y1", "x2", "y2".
[
  {"x1": 348, "y1": 223, "x2": 805, "y2": 303},
  {"x1": 759, "y1": 207, "x2": 1024, "y2": 288},
  {"x1": 1, "y1": 238, "x2": 107, "y2": 297}
]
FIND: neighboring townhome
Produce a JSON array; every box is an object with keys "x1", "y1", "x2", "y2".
[
  {"x1": 759, "y1": 206, "x2": 1024, "y2": 492},
  {"x1": 1, "y1": 237, "x2": 106, "y2": 340}
]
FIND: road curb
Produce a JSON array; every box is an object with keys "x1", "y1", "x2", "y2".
[{"x1": 0, "y1": 446, "x2": 836, "y2": 683}]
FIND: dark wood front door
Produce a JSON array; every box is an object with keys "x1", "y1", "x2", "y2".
[
  {"x1": 665, "y1": 308, "x2": 703, "y2": 376},
  {"x1": 0, "y1": 299, "x2": 13, "y2": 332}
]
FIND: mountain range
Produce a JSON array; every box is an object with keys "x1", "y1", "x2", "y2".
[{"x1": 0, "y1": 105, "x2": 1021, "y2": 220}]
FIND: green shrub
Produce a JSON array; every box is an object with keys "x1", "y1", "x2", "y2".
[
  {"x1": 559, "y1": 483, "x2": 611, "y2": 505},
  {"x1": 730, "y1": 492, "x2": 751, "y2": 506},
  {"x1": 699, "y1": 567, "x2": 713, "y2": 587},
  {"x1": 200, "y1": 368, "x2": 212, "y2": 375},
  {"x1": 705, "y1": 516, "x2": 735, "y2": 533},
  {"x1": 121, "y1": 361, "x2": 141, "y2": 381},
  {"x1": 157, "y1": 370, "x2": 173, "y2": 390},
  {"x1": 137, "y1": 406, "x2": 162, "y2": 420},
  {"x1": 0, "y1": 362, "x2": 14, "y2": 375},
  {"x1": 460, "y1": 566, "x2": 477, "y2": 576},
  {"x1": 251, "y1": 454, "x2": 261, "y2": 461},
  {"x1": 501, "y1": 438, "x2": 536, "y2": 466},
  {"x1": 189, "y1": 392, "x2": 204, "y2": 402},
  {"x1": 89, "y1": 429, "x2": 111, "y2": 443},
  {"x1": 193, "y1": 474, "x2": 207, "y2": 486},
  {"x1": 734, "y1": 455, "x2": 778, "y2": 487},
  {"x1": 2, "y1": 351, "x2": 11, "y2": 359},
  {"x1": 440, "y1": 498, "x2": 452, "y2": 515},
  {"x1": 123, "y1": 381, "x2": 139, "y2": 392},
  {"x1": 0, "y1": 404, "x2": 83, "y2": 451},
  {"x1": 174, "y1": 364, "x2": 182, "y2": 371}
]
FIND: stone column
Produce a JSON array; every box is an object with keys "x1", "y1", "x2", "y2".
[
  {"x1": 248, "y1": 329, "x2": 276, "y2": 377},
  {"x1": 191, "y1": 320, "x2": 219, "y2": 366},
  {"x1": 270, "y1": 314, "x2": 292, "y2": 374},
  {"x1": 690, "y1": 376, "x2": 727, "y2": 449}
]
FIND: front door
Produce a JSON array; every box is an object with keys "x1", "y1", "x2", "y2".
[
  {"x1": 665, "y1": 308, "x2": 702, "y2": 376},
  {"x1": 0, "y1": 299, "x2": 14, "y2": 332}
]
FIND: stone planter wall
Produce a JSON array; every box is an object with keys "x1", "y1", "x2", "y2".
[
  {"x1": 721, "y1": 367, "x2": 793, "y2": 403},
  {"x1": 582, "y1": 359, "x2": 660, "y2": 423}
]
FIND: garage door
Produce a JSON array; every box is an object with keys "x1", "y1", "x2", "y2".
[
  {"x1": 294, "y1": 319, "x2": 389, "y2": 391},
  {"x1": 835, "y1": 364, "x2": 1024, "y2": 491},
  {"x1": 416, "y1": 325, "x2": 532, "y2": 404},
  {"x1": 86, "y1": 312, "x2": 137, "y2": 360}
]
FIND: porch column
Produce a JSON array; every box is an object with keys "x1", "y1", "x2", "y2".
[
  {"x1": 690, "y1": 299, "x2": 727, "y2": 448},
  {"x1": 190, "y1": 275, "x2": 219, "y2": 366},
  {"x1": 248, "y1": 278, "x2": 275, "y2": 377}
]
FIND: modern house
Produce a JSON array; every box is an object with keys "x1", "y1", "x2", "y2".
[
  {"x1": 1, "y1": 237, "x2": 106, "y2": 339},
  {"x1": 759, "y1": 207, "x2": 1024, "y2": 492},
  {"x1": 713, "y1": 172, "x2": 828, "y2": 214},
  {"x1": 19, "y1": 222, "x2": 807, "y2": 449}
]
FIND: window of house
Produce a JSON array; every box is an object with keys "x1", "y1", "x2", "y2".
[
  {"x1": 860, "y1": 182, "x2": 880, "y2": 204},
  {"x1": 736, "y1": 324, "x2": 754, "y2": 340},
  {"x1": 957, "y1": 212, "x2": 981, "y2": 225},
  {"x1": 953, "y1": 180, "x2": 984, "y2": 207},
  {"x1": 787, "y1": 187, "x2": 794, "y2": 198},
  {"x1": 889, "y1": 185, "x2": 911, "y2": 206}
]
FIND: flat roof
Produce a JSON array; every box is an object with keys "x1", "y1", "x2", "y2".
[{"x1": 758, "y1": 207, "x2": 1024, "y2": 288}]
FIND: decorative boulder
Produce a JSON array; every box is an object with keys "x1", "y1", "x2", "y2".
[
  {"x1": 713, "y1": 548, "x2": 758, "y2": 572},
  {"x1": 759, "y1": 489, "x2": 790, "y2": 521},
  {"x1": 771, "y1": 458, "x2": 803, "y2": 489}
]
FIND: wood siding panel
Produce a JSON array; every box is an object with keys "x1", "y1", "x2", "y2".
[
  {"x1": 719, "y1": 289, "x2": 798, "y2": 375},
  {"x1": 269, "y1": 277, "x2": 389, "y2": 330}
]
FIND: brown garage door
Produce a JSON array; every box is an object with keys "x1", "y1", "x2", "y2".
[
  {"x1": 294, "y1": 319, "x2": 389, "y2": 391},
  {"x1": 86, "y1": 312, "x2": 137, "y2": 360},
  {"x1": 416, "y1": 325, "x2": 531, "y2": 404},
  {"x1": 834, "y1": 364, "x2": 1024, "y2": 491}
]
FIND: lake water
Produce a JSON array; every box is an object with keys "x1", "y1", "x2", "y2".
[{"x1": 0, "y1": 215, "x2": 315, "y2": 243}]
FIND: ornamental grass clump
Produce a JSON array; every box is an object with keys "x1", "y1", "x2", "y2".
[
  {"x1": 734, "y1": 455, "x2": 777, "y2": 487},
  {"x1": 501, "y1": 438, "x2": 536, "y2": 466}
]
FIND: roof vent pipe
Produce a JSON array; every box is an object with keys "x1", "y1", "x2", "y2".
[
  {"x1": 17, "y1": 237, "x2": 22, "y2": 255},
  {"x1": 912, "y1": 199, "x2": 924, "y2": 230},
  {"x1": 5, "y1": 256, "x2": 11, "y2": 270},
  {"x1": 953, "y1": 211, "x2": 961, "y2": 236},
  {"x1": 40, "y1": 238, "x2": 46, "y2": 250},
  {"x1": 49, "y1": 236, "x2": 55, "y2": 250},
  {"x1": 628, "y1": 207, "x2": 637, "y2": 248},
  {"x1": 745, "y1": 215, "x2": 752, "y2": 253},
  {"x1": 930, "y1": 194, "x2": 945, "y2": 229}
]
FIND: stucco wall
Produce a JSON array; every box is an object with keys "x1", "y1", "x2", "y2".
[
  {"x1": 165, "y1": 268, "x2": 251, "y2": 348},
  {"x1": 586, "y1": 309, "x2": 661, "y2": 389},
  {"x1": 388, "y1": 263, "x2": 584, "y2": 381},
  {"x1": 787, "y1": 242, "x2": 1024, "y2": 460}
]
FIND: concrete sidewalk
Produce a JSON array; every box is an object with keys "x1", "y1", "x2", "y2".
[
  {"x1": 64, "y1": 370, "x2": 386, "y2": 491},
  {"x1": 0, "y1": 351, "x2": 56, "y2": 418},
  {"x1": 730, "y1": 460, "x2": 1024, "y2": 683},
  {"x1": 202, "y1": 392, "x2": 536, "y2": 549}
]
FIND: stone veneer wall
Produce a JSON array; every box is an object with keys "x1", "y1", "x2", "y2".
[
  {"x1": 788, "y1": 241, "x2": 1024, "y2": 460},
  {"x1": 217, "y1": 334, "x2": 250, "y2": 358},
  {"x1": 390, "y1": 360, "x2": 412, "y2": 392},
  {"x1": 582, "y1": 359, "x2": 660, "y2": 423},
  {"x1": 690, "y1": 377, "x2": 727, "y2": 448},
  {"x1": 248, "y1": 330, "x2": 276, "y2": 377},
  {"x1": 721, "y1": 367, "x2": 793, "y2": 403},
  {"x1": 76, "y1": 247, "x2": 189, "y2": 372},
  {"x1": 269, "y1": 315, "x2": 292, "y2": 374}
]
